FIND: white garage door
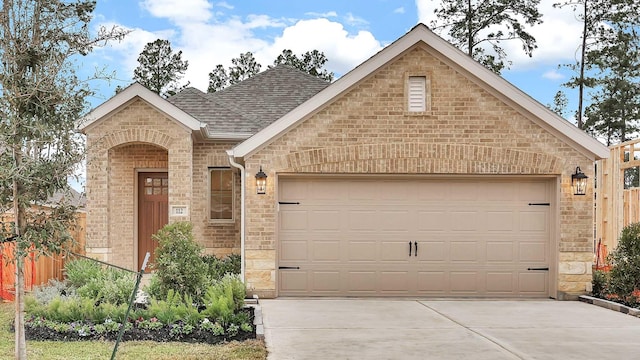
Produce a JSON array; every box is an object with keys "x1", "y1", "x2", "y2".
[{"x1": 278, "y1": 177, "x2": 552, "y2": 297}]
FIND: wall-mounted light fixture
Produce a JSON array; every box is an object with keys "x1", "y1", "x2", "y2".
[
  {"x1": 255, "y1": 166, "x2": 267, "y2": 195},
  {"x1": 571, "y1": 167, "x2": 588, "y2": 196}
]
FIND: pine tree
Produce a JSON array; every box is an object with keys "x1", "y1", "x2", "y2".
[
  {"x1": 430, "y1": 0, "x2": 543, "y2": 74},
  {"x1": 133, "y1": 39, "x2": 189, "y2": 97}
]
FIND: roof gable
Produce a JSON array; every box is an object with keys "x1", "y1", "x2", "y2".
[
  {"x1": 77, "y1": 83, "x2": 203, "y2": 133},
  {"x1": 231, "y1": 24, "x2": 609, "y2": 160}
]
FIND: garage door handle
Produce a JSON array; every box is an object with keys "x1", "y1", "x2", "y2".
[
  {"x1": 527, "y1": 267, "x2": 549, "y2": 271},
  {"x1": 279, "y1": 266, "x2": 300, "y2": 270},
  {"x1": 414, "y1": 241, "x2": 418, "y2": 257},
  {"x1": 409, "y1": 241, "x2": 412, "y2": 256}
]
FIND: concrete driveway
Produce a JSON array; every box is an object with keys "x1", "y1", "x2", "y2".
[{"x1": 261, "y1": 299, "x2": 640, "y2": 360}]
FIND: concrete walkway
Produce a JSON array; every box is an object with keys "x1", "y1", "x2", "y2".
[{"x1": 261, "y1": 299, "x2": 640, "y2": 360}]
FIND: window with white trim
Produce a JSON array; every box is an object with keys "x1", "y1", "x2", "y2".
[
  {"x1": 209, "y1": 167, "x2": 233, "y2": 220},
  {"x1": 407, "y1": 76, "x2": 427, "y2": 112}
]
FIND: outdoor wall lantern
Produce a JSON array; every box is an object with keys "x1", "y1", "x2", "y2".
[
  {"x1": 255, "y1": 166, "x2": 267, "y2": 195},
  {"x1": 571, "y1": 166, "x2": 588, "y2": 196}
]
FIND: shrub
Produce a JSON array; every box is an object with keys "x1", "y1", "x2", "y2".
[
  {"x1": 64, "y1": 258, "x2": 135, "y2": 305},
  {"x1": 608, "y1": 222, "x2": 640, "y2": 298},
  {"x1": 202, "y1": 253, "x2": 241, "y2": 281},
  {"x1": 592, "y1": 270, "x2": 609, "y2": 298},
  {"x1": 31, "y1": 279, "x2": 77, "y2": 305},
  {"x1": 150, "y1": 222, "x2": 207, "y2": 302},
  {"x1": 201, "y1": 274, "x2": 246, "y2": 326},
  {"x1": 64, "y1": 258, "x2": 103, "y2": 288}
]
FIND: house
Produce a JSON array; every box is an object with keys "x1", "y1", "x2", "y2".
[{"x1": 78, "y1": 24, "x2": 609, "y2": 300}]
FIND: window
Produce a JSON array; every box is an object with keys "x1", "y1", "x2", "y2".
[
  {"x1": 210, "y1": 168, "x2": 233, "y2": 220},
  {"x1": 407, "y1": 76, "x2": 427, "y2": 112}
]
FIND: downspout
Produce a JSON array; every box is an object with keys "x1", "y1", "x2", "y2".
[{"x1": 227, "y1": 150, "x2": 246, "y2": 283}]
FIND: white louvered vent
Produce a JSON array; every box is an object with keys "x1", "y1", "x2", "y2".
[{"x1": 408, "y1": 76, "x2": 426, "y2": 112}]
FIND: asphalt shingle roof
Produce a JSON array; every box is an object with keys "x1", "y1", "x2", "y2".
[{"x1": 167, "y1": 65, "x2": 330, "y2": 135}]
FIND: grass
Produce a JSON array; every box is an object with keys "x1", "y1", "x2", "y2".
[{"x1": 0, "y1": 301, "x2": 267, "y2": 360}]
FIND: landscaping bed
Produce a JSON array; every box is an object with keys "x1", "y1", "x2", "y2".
[{"x1": 22, "y1": 307, "x2": 256, "y2": 344}]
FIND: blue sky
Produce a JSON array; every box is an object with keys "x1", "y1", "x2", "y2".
[{"x1": 82, "y1": 0, "x2": 587, "y2": 117}]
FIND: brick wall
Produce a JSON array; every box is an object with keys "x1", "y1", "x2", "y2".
[
  {"x1": 244, "y1": 46, "x2": 594, "y2": 298},
  {"x1": 84, "y1": 99, "x2": 194, "y2": 270}
]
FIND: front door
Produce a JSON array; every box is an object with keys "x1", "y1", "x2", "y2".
[{"x1": 138, "y1": 172, "x2": 168, "y2": 271}]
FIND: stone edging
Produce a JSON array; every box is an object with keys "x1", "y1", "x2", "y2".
[
  {"x1": 579, "y1": 295, "x2": 640, "y2": 318},
  {"x1": 245, "y1": 297, "x2": 264, "y2": 339}
]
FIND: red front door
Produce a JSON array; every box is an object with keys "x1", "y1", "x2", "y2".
[{"x1": 138, "y1": 172, "x2": 168, "y2": 271}]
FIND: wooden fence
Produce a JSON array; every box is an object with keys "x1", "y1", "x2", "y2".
[
  {"x1": 0, "y1": 212, "x2": 85, "y2": 301},
  {"x1": 596, "y1": 138, "x2": 640, "y2": 256}
]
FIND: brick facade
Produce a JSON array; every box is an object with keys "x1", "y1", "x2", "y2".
[
  {"x1": 243, "y1": 46, "x2": 594, "y2": 298},
  {"x1": 84, "y1": 99, "x2": 234, "y2": 270},
  {"x1": 83, "y1": 43, "x2": 597, "y2": 299}
]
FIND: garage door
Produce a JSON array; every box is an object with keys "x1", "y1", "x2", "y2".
[{"x1": 278, "y1": 177, "x2": 552, "y2": 297}]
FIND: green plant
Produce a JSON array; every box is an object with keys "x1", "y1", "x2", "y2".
[
  {"x1": 64, "y1": 258, "x2": 103, "y2": 288},
  {"x1": 151, "y1": 222, "x2": 207, "y2": 301},
  {"x1": 31, "y1": 279, "x2": 76, "y2": 305},
  {"x1": 592, "y1": 270, "x2": 609, "y2": 298},
  {"x1": 203, "y1": 253, "x2": 241, "y2": 281},
  {"x1": 608, "y1": 222, "x2": 640, "y2": 298}
]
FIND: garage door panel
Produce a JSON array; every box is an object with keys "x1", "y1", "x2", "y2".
[
  {"x1": 486, "y1": 272, "x2": 515, "y2": 292},
  {"x1": 519, "y1": 242, "x2": 548, "y2": 262},
  {"x1": 348, "y1": 241, "x2": 378, "y2": 261},
  {"x1": 450, "y1": 242, "x2": 479, "y2": 262},
  {"x1": 486, "y1": 242, "x2": 515, "y2": 262},
  {"x1": 309, "y1": 210, "x2": 341, "y2": 230},
  {"x1": 519, "y1": 272, "x2": 548, "y2": 294},
  {"x1": 417, "y1": 211, "x2": 447, "y2": 231},
  {"x1": 280, "y1": 210, "x2": 308, "y2": 230},
  {"x1": 348, "y1": 210, "x2": 377, "y2": 231},
  {"x1": 486, "y1": 211, "x2": 515, "y2": 231},
  {"x1": 380, "y1": 210, "x2": 412, "y2": 231},
  {"x1": 520, "y1": 211, "x2": 548, "y2": 232},
  {"x1": 417, "y1": 241, "x2": 447, "y2": 262},
  {"x1": 312, "y1": 271, "x2": 342, "y2": 292},
  {"x1": 348, "y1": 272, "x2": 377, "y2": 292},
  {"x1": 279, "y1": 270, "x2": 309, "y2": 293},
  {"x1": 416, "y1": 271, "x2": 447, "y2": 292},
  {"x1": 312, "y1": 241, "x2": 341, "y2": 261},
  {"x1": 450, "y1": 272, "x2": 480, "y2": 293},
  {"x1": 278, "y1": 177, "x2": 552, "y2": 297},
  {"x1": 380, "y1": 271, "x2": 410, "y2": 292},
  {"x1": 451, "y1": 211, "x2": 479, "y2": 231},
  {"x1": 380, "y1": 241, "x2": 411, "y2": 261},
  {"x1": 280, "y1": 240, "x2": 307, "y2": 261}
]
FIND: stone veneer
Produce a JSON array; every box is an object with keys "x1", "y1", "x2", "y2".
[{"x1": 242, "y1": 45, "x2": 594, "y2": 298}]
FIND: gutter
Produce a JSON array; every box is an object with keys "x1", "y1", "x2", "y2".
[{"x1": 226, "y1": 150, "x2": 245, "y2": 283}]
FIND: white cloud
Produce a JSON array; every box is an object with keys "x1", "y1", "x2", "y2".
[
  {"x1": 415, "y1": 0, "x2": 584, "y2": 69},
  {"x1": 305, "y1": 11, "x2": 338, "y2": 18},
  {"x1": 542, "y1": 69, "x2": 565, "y2": 81},
  {"x1": 216, "y1": 1, "x2": 234, "y2": 10},
  {"x1": 141, "y1": 0, "x2": 213, "y2": 24},
  {"x1": 344, "y1": 12, "x2": 369, "y2": 27},
  {"x1": 264, "y1": 19, "x2": 382, "y2": 76},
  {"x1": 394, "y1": 7, "x2": 405, "y2": 14},
  {"x1": 95, "y1": 8, "x2": 383, "y2": 92}
]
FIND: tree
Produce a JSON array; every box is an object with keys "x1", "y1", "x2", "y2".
[
  {"x1": 208, "y1": 49, "x2": 333, "y2": 93},
  {"x1": 548, "y1": 90, "x2": 570, "y2": 119},
  {"x1": 133, "y1": 39, "x2": 189, "y2": 97},
  {"x1": 583, "y1": 29, "x2": 640, "y2": 145},
  {"x1": 273, "y1": 49, "x2": 334, "y2": 81},
  {"x1": 554, "y1": 0, "x2": 640, "y2": 129},
  {"x1": 0, "y1": 1, "x2": 127, "y2": 358},
  {"x1": 430, "y1": 0, "x2": 543, "y2": 74}
]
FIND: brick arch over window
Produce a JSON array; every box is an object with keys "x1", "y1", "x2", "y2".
[{"x1": 273, "y1": 143, "x2": 563, "y2": 174}]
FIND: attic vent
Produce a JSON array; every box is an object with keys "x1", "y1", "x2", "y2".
[{"x1": 408, "y1": 76, "x2": 426, "y2": 112}]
